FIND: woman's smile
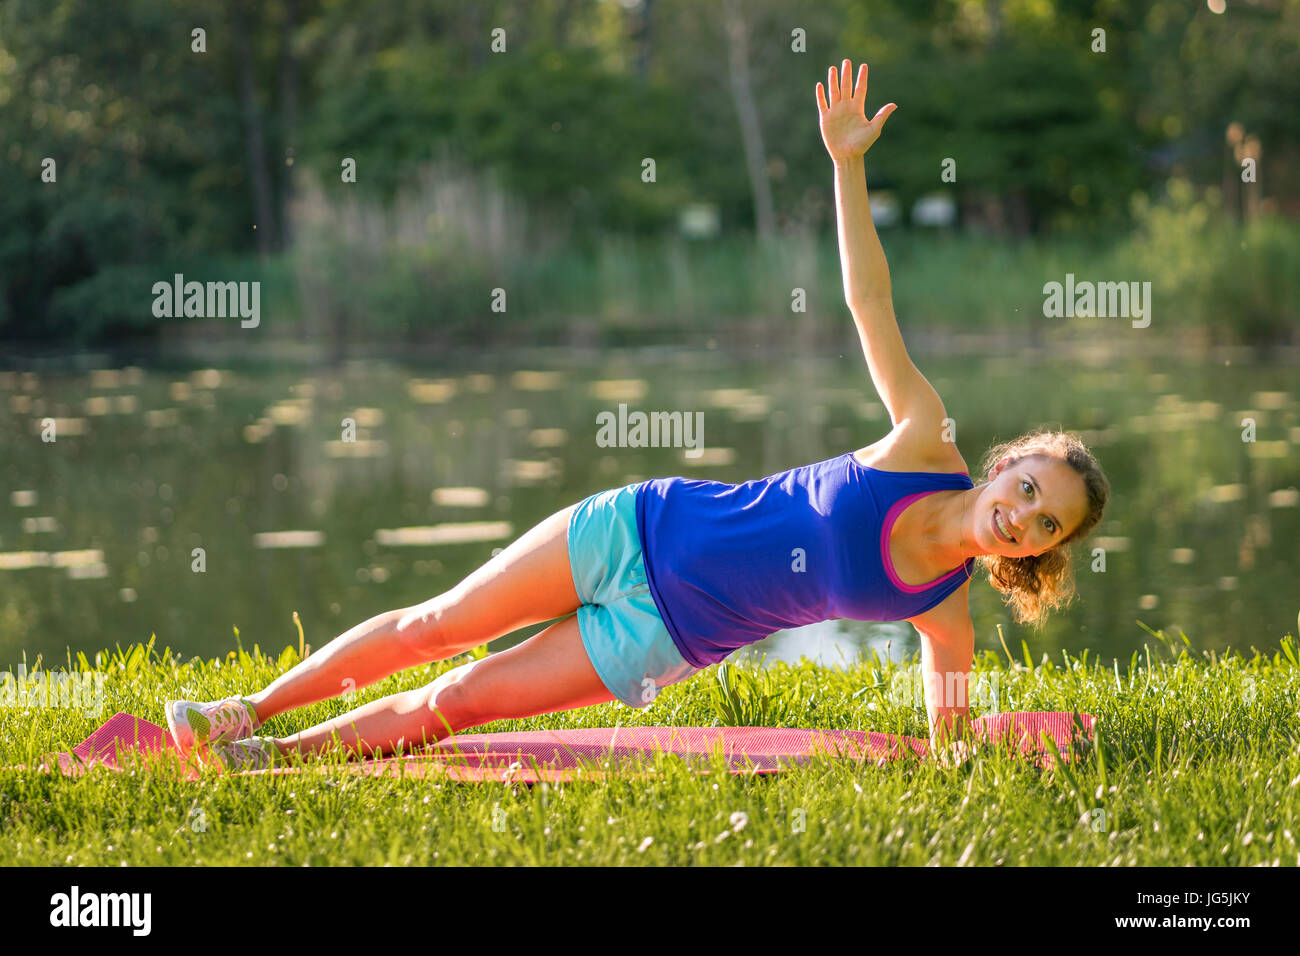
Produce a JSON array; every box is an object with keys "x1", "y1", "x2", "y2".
[{"x1": 992, "y1": 507, "x2": 1017, "y2": 544}]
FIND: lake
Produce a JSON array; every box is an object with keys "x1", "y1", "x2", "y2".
[{"x1": 1, "y1": 348, "x2": 1295, "y2": 678}]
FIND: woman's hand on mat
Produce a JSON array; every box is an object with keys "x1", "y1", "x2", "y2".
[{"x1": 816, "y1": 58, "x2": 896, "y2": 165}]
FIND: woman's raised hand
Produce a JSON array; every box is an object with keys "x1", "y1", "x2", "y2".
[{"x1": 816, "y1": 59, "x2": 897, "y2": 164}]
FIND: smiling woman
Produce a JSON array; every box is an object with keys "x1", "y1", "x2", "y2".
[
  {"x1": 163, "y1": 57, "x2": 1112, "y2": 772},
  {"x1": 973, "y1": 429, "x2": 1110, "y2": 626}
]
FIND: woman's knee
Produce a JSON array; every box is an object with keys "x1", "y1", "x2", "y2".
[
  {"x1": 394, "y1": 595, "x2": 454, "y2": 658},
  {"x1": 422, "y1": 659, "x2": 487, "y2": 730}
]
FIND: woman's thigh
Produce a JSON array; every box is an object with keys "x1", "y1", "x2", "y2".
[
  {"x1": 395, "y1": 503, "x2": 583, "y2": 658},
  {"x1": 435, "y1": 614, "x2": 616, "y2": 728}
]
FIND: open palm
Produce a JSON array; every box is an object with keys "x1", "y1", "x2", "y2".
[{"x1": 816, "y1": 59, "x2": 897, "y2": 163}]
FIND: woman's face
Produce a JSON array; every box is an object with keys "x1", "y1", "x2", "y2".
[{"x1": 977, "y1": 454, "x2": 1089, "y2": 558}]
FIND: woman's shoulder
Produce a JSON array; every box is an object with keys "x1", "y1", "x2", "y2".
[{"x1": 851, "y1": 429, "x2": 970, "y2": 477}]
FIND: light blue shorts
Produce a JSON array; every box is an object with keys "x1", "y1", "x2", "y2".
[{"x1": 568, "y1": 483, "x2": 700, "y2": 709}]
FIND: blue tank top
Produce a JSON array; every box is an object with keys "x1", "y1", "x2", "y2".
[{"x1": 635, "y1": 452, "x2": 976, "y2": 669}]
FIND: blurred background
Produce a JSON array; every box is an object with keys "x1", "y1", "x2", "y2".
[{"x1": 1, "y1": 0, "x2": 1297, "y2": 677}]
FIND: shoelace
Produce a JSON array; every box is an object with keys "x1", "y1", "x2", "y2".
[
  {"x1": 212, "y1": 739, "x2": 268, "y2": 771},
  {"x1": 208, "y1": 699, "x2": 250, "y2": 739},
  {"x1": 237, "y1": 740, "x2": 269, "y2": 770}
]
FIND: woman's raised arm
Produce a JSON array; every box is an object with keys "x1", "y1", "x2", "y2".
[{"x1": 817, "y1": 59, "x2": 944, "y2": 431}]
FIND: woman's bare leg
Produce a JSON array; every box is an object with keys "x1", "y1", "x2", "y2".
[
  {"x1": 243, "y1": 503, "x2": 582, "y2": 724},
  {"x1": 268, "y1": 613, "x2": 614, "y2": 759}
]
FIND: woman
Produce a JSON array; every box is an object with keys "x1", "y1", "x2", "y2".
[{"x1": 166, "y1": 59, "x2": 1109, "y2": 771}]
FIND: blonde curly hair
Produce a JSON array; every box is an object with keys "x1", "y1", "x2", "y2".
[{"x1": 973, "y1": 428, "x2": 1110, "y2": 628}]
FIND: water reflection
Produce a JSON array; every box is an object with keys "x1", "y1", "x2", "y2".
[{"x1": 0, "y1": 352, "x2": 1296, "y2": 672}]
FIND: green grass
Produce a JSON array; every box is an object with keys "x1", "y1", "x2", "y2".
[{"x1": 2, "y1": 623, "x2": 1299, "y2": 866}]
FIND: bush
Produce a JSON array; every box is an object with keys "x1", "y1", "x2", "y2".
[{"x1": 1125, "y1": 180, "x2": 1300, "y2": 346}]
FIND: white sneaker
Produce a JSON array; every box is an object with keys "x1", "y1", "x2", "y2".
[
  {"x1": 206, "y1": 736, "x2": 278, "y2": 772},
  {"x1": 165, "y1": 696, "x2": 261, "y2": 753}
]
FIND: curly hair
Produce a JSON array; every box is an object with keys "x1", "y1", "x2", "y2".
[{"x1": 973, "y1": 428, "x2": 1110, "y2": 628}]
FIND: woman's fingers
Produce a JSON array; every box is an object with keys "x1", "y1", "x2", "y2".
[
  {"x1": 823, "y1": 61, "x2": 886, "y2": 123},
  {"x1": 825, "y1": 60, "x2": 871, "y2": 107}
]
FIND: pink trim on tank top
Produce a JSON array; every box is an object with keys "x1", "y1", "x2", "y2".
[{"x1": 880, "y1": 490, "x2": 973, "y2": 593}]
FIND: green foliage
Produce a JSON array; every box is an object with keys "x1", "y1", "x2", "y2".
[
  {"x1": 709, "y1": 659, "x2": 802, "y2": 727},
  {"x1": 1126, "y1": 180, "x2": 1300, "y2": 344},
  {"x1": 881, "y1": 43, "x2": 1137, "y2": 229},
  {"x1": 1, "y1": 0, "x2": 1297, "y2": 342}
]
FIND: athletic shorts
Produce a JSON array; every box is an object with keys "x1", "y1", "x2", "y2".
[{"x1": 567, "y1": 483, "x2": 700, "y2": 709}]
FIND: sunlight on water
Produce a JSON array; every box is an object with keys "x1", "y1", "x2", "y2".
[
  {"x1": 253, "y1": 531, "x2": 325, "y2": 548},
  {"x1": 589, "y1": 379, "x2": 647, "y2": 402},
  {"x1": 684, "y1": 448, "x2": 735, "y2": 466},
  {"x1": 433, "y1": 487, "x2": 491, "y2": 507},
  {"x1": 324, "y1": 439, "x2": 389, "y2": 457},
  {"x1": 67, "y1": 563, "x2": 109, "y2": 580},
  {"x1": 268, "y1": 400, "x2": 311, "y2": 425},
  {"x1": 1268, "y1": 488, "x2": 1299, "y2": 507},
  {"x1": 1251, "y1": 391, "x2": 1290, "y2": 410},
  {"x1": 36, "y1": 417, "x2": 87, "y2": 435},
  {"x1": 191, "y1": 369, "x2": 226, "y2": 388},
  {"x1": 737, "y1": 620, "x2": 865, "y2": 670},
  {"x1": 53, "y1": 550, "x2": 105, "y2": 567},
  {"x1": 1, "y1": 354, "x2": 1295, "y2": 665},
  {"x1": 528, "y1": 428, "x2": 568, "y2": 448},
  {"x1": 701, "y1": 389, "x2": 771, "y2": 423},
  {"x1": 243, "y1": 420, "x2": 274, "y2": 443},
  {"x1": 505, "y1": 459, "x2": 561, "y2": 483},
  {"x1": 374, "y1": 522, "x2": 513, "y2": 546},
  {"x1": 511, "y1": 371, "x2": 565, "y2": 391},
  {"x1": 1207, "y1": 484, "x2": 1245, "y2": 503},
  {"x1": 408, "y1": 379, "x2": 457, "y2": 403},
  {"x1": 146, "y1": 409, "x2": 181, "y2": 428},
  {"x1": 0, "y1": 552, "x2": 52, "y2": 570},
  {"x1": 1247, "y1": 441, "x2": 1288, "y2": 459}
]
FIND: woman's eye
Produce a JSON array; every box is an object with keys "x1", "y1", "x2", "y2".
[
  {"x1": 1022, "y1": 480, "x2": 1033, "y2": 496},
  {"x1": 1043, "y1": 517, "x2": 1055, "y2": 533}
]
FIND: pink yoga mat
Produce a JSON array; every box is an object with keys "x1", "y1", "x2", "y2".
[{"x1": 28, "y1": 710, "x2": 1095, "y2": 783}]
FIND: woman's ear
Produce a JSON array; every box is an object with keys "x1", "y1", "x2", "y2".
[{"x1": 987, "y1": 455, "x2": 1010, "y2": 482}]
